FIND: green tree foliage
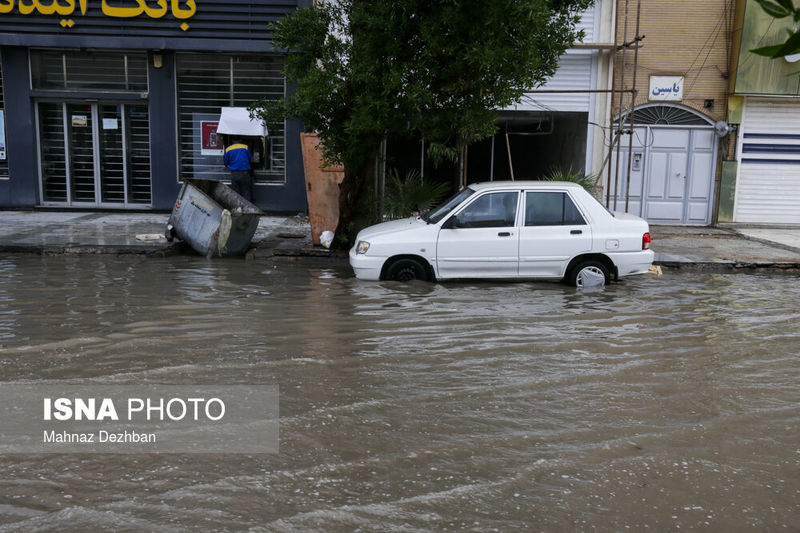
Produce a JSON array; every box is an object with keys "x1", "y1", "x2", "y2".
[
  {"x1": 543, "y1": 167, "x2": 597, "y2": 190},
  {"x1": 251, "y1": 0, "x2": 593, "y2": 244},
  {"x1": 751, "y1": 0, "x2": 800, "y2": 58},
  {"x1": 384, "y1": 168, "x2": 449, "y2": 220}
]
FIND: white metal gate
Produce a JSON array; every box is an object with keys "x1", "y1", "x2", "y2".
[
  {"x1": 735, "y1": 98, "x2": 800, "y2": 223},
  {"x1": 611, "y1": 118, "x2": 717, "y2": 225}
]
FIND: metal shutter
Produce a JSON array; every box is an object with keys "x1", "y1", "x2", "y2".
[
  {"x1": 176, "y1": 53, "x2": 285, "y2": 183},
  {"x1": 0, "y1": 57, "x2": 7, "y2": 178},
  {"x1": 126, "y1": 105, "x2": 151, "y2": 204},
  {"x1": 30, "y1": 50, "x2": 148, "y2": 92},
  {"x1": 507, "y1": 52, "x2": 594, "y2": 113},
  {"x1": 736, "y1": 98, "x2": 800, "y2": 223},
  {"x1": 504, "y1": 5, "x2": 597, "y2": 114},
  {"x1": 38, "y1": 103, "x2": 68, "y2": 202},
  {"x1": 575, "y1": 4, "x2": 597, "y2": 43}
]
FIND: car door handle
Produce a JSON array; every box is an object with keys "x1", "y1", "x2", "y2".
[
  {"x1": 570, "y1": 230, "x2": 582, "y2": 235},
  {"x1": 498, "y1": 232, "x2": 512, "y2": 237}
]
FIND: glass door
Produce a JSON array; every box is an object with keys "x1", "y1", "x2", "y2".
[
  {"x1": 125, "y1": 105, "x2": 152, "y2": 205},
  {"x1": 38, "y1": 102, "x2": 68, "y2": 203},
  {"x1": 38, "y1": 102, "x2": 151, "y2": 207},
  {"x1": 66, "y1": 103, "x2": 96, "y2": 204},
  {"x1": 98, "y1": 104, "x2": 124, "y2": 203}
]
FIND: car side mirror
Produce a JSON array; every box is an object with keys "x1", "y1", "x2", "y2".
[{"x1": 442, "y1": 216, "x2": 459, "y2": 229}]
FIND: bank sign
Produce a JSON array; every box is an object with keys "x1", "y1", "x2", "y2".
[
  {"x1": 0, "y1": 0, "x2": 196, "y2": 30},
  {"x1": 649, "y1": 76, "x2": 684, "y2": 102},
  {"x1": 0, "y1": 0, "x2": 299, "y2": 48}
]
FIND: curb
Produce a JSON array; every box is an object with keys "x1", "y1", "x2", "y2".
[
  {"x1": 273, "y1": 247, "x2": 347, "y2": 258},
  {"x1": 0, "y1": 244, "x2": 182, "y2": 256},
  {"x1": 0, "y1": 242, "x2": 349, "y2": 260},
  {"x1": 731, "y1": 232, "x2": 800, "y2": 256},
  {"x1": 655, "y1": 260, "x2": 800, "y2": 274}
]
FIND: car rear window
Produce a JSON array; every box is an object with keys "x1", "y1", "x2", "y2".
[{"x1": 525, "y1": 192, "x2": 586, "y2": 226}]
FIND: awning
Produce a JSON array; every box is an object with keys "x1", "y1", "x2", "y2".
[{"x1": 216, "y1": 107, "x2": 268, "y2": 137}]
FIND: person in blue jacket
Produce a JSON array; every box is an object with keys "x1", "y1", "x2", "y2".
[{"x1": 223, "y1": 138, "x2": 253, "y2": 202}]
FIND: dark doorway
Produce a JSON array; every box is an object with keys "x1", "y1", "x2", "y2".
[{"x1": 467, "y1": 111, "x2": 589, "y2": 183}]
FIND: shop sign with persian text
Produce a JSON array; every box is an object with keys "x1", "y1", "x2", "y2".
[{"x1": 649, "y1": 76, "x2": 684, "y2": 102}]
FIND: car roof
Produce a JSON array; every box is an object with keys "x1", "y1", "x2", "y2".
[{"x1": 468, "y1": 180, "x2": 584, "y2": 191}]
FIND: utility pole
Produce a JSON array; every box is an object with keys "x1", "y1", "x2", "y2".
[{"x1": 606, "y1": 0, "x2": 644, "y2": 212}]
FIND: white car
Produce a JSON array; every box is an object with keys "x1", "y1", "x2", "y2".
[{"x1": 349, "y1": 181, "x2": 654, "y2": 287}]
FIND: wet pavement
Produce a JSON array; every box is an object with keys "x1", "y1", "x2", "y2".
[
  {"x1": 650, "y1": 225, "x2": 800, "y2": 271},
  {"x1": 0, "y1": 211, "x2": 315, "y2": 257},
  {"x1": 0, "y1": 256, "x2": 798, "y2": 530}
]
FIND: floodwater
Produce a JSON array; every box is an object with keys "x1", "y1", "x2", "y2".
[{"x1": 0, "y1": 255, "x2": 799, "y2": 531}]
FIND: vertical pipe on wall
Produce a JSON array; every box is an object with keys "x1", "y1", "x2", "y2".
[
  {"x1": 624, "y1": 0, "x2": 641, "y2": 213},
  {"x1": 612, "y1": 0, "x2": 630, "y2": 211}
]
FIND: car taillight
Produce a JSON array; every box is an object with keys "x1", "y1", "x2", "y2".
[{"x1": 642, "y1": 232, "x2": 651, "y2": 250}]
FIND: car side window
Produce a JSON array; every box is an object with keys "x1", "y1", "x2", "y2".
[
  {"x1": 525, "y1": 192, "x2": 586, "y2": 226},
  {"x1": 454, "y1": 192, "x2": 518, "y2": 228}
]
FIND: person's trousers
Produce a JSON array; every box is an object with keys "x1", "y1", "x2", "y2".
[{"x1": 230, "y1": 170, "x2": 254, "y2": 202}]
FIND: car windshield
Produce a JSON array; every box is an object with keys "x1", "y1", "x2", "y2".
[{"x1": 424, "y1": 187, "x2": 476, "y2": 224}]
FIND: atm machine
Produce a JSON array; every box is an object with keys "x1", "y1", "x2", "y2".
[{"x1": 216, "y1": 107, "x2": 270, "y2": 172}]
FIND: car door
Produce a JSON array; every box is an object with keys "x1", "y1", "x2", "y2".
[
  {"x1": 518, "y1": 190, "x2": 592, "y2": 277},
  {"x1": 436, "y1": 191, "x2": 520, "y2": 278}
]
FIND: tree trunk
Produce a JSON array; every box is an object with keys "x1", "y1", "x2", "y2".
[{"x1": 333, "y1": 153, "x2": 377, "y2": 249}]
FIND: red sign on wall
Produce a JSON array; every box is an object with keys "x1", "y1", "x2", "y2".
[{"x1": 201, "y1": 121, "x2": 223, "y2": 155}]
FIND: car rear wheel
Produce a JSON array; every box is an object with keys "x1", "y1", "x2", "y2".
[
  {"x1": 385, "y1": 258, "x2": 429, "y2": 282},
  {"x1": 569, "y1": 260, "x2": 610, "y2": 288}
]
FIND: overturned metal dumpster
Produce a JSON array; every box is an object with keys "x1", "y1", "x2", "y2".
[{"x1": 166, "y1": 179, "x2": 262, "y2": 257}]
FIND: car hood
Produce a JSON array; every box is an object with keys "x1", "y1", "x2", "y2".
[{"x1": 356, "y1": 217, "x2": 430, "y2": 240}]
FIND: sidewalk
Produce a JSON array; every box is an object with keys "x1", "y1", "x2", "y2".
[
  {"x1": 650, "y1": 225, "x2": 800, "y2": 272},
  {"x1": 2, "y1": 210, "x2": 800, "y2": 273},
  {"x1": 0, "y1": 210, "x2": 321, "y2": 258}
]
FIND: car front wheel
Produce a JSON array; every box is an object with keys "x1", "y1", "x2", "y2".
[
  {"x1": 385, "y1": 258, "x2": 429, "y2": 282},
  {"x1": 569, "y1": 260, "x2": 610, "y2": 288}
]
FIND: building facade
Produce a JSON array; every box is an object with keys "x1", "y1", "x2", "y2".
[
  {"x1": 607, "y1": 0, "x2": 734, "y2": 225},
  {"x1": 473, "y1": 0, "x2": 616, "y2": 185},
  {"x1": 0, "y1": 1, "x2": 307, "y2": 212},
  {"x1": 725, "y1": 0, "x2": 800, "y2": 224}
]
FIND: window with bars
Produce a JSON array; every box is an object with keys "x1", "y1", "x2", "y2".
[
  {"x1": 30, "y1": 50, "x2": 148, "y2": 93},
  {"x1": 0, "y1": 57, "x2": 7, "y2": 178},
  {"x1": 176, "y1": 53, "x2": 285, "y2": 184}
]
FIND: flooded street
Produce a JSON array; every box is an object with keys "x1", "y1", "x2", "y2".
[{"x1": 1, "y1": 254, "x2": 799, "y2": 531}]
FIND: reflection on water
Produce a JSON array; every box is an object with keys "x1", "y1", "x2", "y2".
[{"x1": 0, "y1": 255, "x2": 799, "y2": 530}]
